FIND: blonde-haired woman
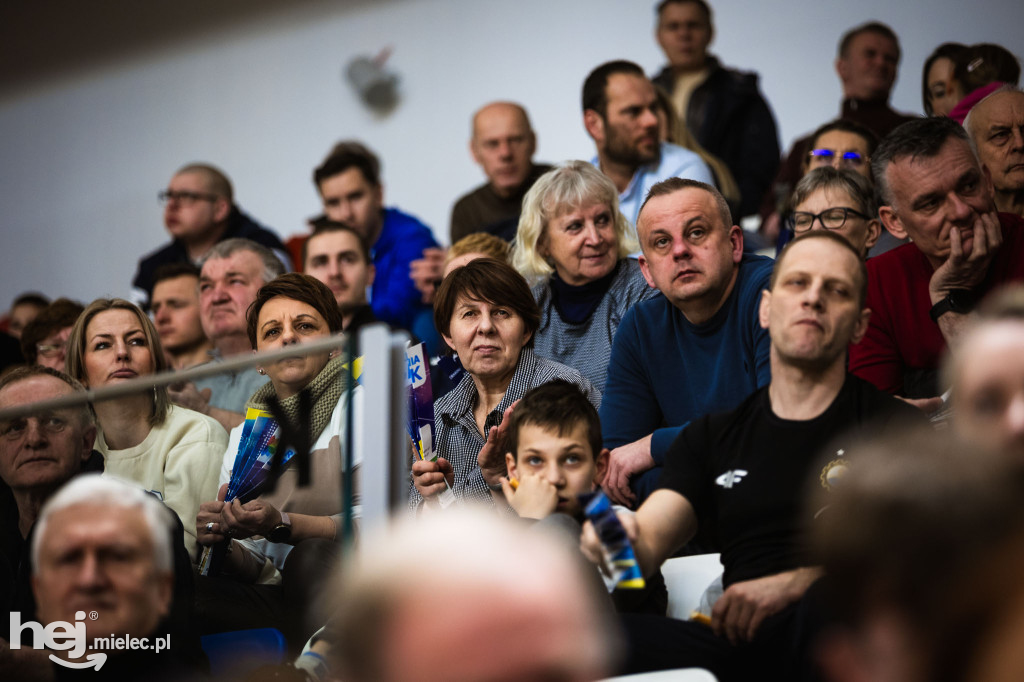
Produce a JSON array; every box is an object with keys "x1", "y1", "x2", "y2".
[
  {"x1": 66, "y1": 298, "x2": 226, "y2": 560},
  {"x1": 512, "y1": 161, "x2": 657, "y2": 391}
]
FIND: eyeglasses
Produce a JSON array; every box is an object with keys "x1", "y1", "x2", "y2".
[
  {"x1": 36, "y1": 342, "x2": 68, "y2": 358},
  {"x1": 787, "y1": 207, "x2": 870, "y2": 233},
  {"x1": 807, "y1": 149, "x2": 869, "y2": 170},
  {"x1": 158, "y1": 190, "x2": 219, "y2": 206}
]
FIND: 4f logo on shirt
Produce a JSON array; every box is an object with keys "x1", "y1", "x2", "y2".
[{"x1": 715, "y1": 469, "x2": 748, "y2": 489}]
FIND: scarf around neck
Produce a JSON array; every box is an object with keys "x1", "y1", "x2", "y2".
[{"x1": 245, "y1": 353, "x2": 347, "y2": 444}]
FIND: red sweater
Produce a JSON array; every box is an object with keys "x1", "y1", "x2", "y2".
[{"x1": 850, "y1": 213, "x2": 1024, "y2": 397}]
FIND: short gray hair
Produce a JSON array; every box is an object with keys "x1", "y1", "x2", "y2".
[
  {"x1": 32, "y1": 474, "x2": 174, "y2": 574},
  {"x1": 872, "y1": 117, "x2": 973, "y2": 208},
  {"x1": 200, "y1": 238, "x2": 284, "y2": 286},
  {"x1": 791, "y1": 166, "x2": 877, "y2": 218}
]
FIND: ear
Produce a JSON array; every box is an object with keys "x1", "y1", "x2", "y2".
[
  {"x1": 878, "y1": 206, "x2": 908, "y2": 240},
  {"x1": 758, "y1": 289, "x2": 772, "y2": 331},
  {"x1": 366, "y1": 263, "x2": 376, "y2": 288},
  {"x1": 638, "y1": 255, "x2": 657, "y2": 289},
  {"x1": 80, "y1": 424, "x2": 97, "y2": 461},
  {"x1": 522, "y1": 328, "x2": 533, "y2": 347},
  {"x1": 470, "y1": 137, "x2": 483, "y2": 167},
  {"x1": 526, "y1": 130, "x2": 537, "y2": 158},
  {"x1": 981, "y1": 164, "x2": 997, "y2": 206},
  {"x1": 863, "y1": 219, "x2": 882, "y2": 252},
  {"x1": 728, "y1": 225, "x2": 744, "y2": 263},
  {"x1": 583, "y1": 109, "x2": 605, "y2": 143},
  {"x1": 441, "y1": 333, "x2": 456, "y2": 353},
  {"x1": 155, "y1": 571, "x2": 174, "y2": 620},
  {"x1": 373, "y1": 183, "x2": 384, "y2": 207},
  {"x1": 212, "y1": 197, "x2": 231, "y2": 224},
  {"x1": 505, "y1": 451, "x2": 518, "y2": 479},
  {"x1": 850, "y1": 308, "x2": 872, "y2": 345},
  {"x1": 835, "y1": 56, "x2": 849, "y2": 84},
  {"x1": 594, "y1": 448, "x2": 610, "y2": 485}
]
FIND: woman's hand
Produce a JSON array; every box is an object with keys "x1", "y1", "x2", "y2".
[
  {"x1": 220, "y1": 497, "x2": 283, "y2": 540},
  {"x1": 477, "y1": 401, "x2": 519, "y2": 489},
  {"x1": 196, "y1": 483, "x2": 229, "y2": 546},
  {"x1": 413, "y1": 457, "x2": 454, "y2": 501}
]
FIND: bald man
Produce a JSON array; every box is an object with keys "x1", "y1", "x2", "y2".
[
  {"x1": 133, "y1": 163, "x2": 291, "y2": 308},
  {"x1": 965, "y1": 87, "x2": 1024, "y2": 218},
  {"x1": 450, "y1": 102, "x2": 552, "y2": 242}
]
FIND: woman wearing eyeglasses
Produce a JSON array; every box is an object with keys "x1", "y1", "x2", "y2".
[
  {"x1": 800, "y1": 119, "x2": 879, "y2": 180},
  {"x1": 788, "y1": 167, "x2": 881, "y2": 258}
]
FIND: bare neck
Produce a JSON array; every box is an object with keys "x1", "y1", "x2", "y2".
[
  {"x1": 94, "y1": 398, "x2": 153, "y2": 450},
  {"x1": 182, "y1": 223, "x2": 227, "y2": 262},
  {"x1": 995, "y1": 189, "x2": 1024, "y2": 218},
  {"x1": 214, "y1": 333, "x2": 253, "y2": 358},
  {"x1": 471, "y1": 372, "x2": 514, "y2": 434},
  {"x1": 676, "y1": 267, "x2": 738, "y2": 325},
  {"x1": 169, "y1": 340, "x2": 214, "y2": 370},
  {"x1": 596, "y1": 154, "x2": 638, "y2": 194},
  {"x1": 13, "y1": 487, "x2": 54, "y2": 538},
  {"x1": 767, "y1": 350, "x2": 848, "y2": 421}
]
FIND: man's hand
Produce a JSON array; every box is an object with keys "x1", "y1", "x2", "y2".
[
  {"x1": 929, "y1": 212, "x2": 1002, "y2": 303},
  {"x1": 410, "y1": 247, "x2": 447, "y2": 304},
  {"x1": 196, "y1": 483, "x2": 229, "y2": 546},
  {"x1": 168, "y1": 381, "x2": 213, "y2": 415},
  {"x1": 711, "y1": 567, "x2": 822, "y2": 644},
  {"x1": 602, "y1": 434, "x2": 655, "y2": 508},
  {"x1": 502, "y1": 475, "x2": 558, "y2": 520},
  {"x1": 477, "y1": 402, "x2": 519, "y2": 488},
  {"x1": 412, "y1": 457, "x2": 454, "y2": 501},
  {"x1": 580, "y1": 509, "x2": 639, "y2": 577}
]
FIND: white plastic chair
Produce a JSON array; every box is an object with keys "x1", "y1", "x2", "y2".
[{"x1": 660, "y1": 553, "x2": 724, "y2": 621}]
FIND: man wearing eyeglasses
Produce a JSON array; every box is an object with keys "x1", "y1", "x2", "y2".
[
  {"x1": 131, "y1": 163, "x2": 291, "y2": 309},
  {"x1": 849, "y1": 117, "x2": 1024, "y2": 404}
]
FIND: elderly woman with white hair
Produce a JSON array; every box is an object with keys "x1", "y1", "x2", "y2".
[{"x1": 512, "y1": 161, "x2": 657, "y2": 391}]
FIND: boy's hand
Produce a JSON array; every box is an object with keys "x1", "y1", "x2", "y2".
[
  {"x1": 579, "y1": 509, "x2": 639, "y2": 576},
  {"x1": 502, "y1": 475, "x2": 558, "y2": 520}
]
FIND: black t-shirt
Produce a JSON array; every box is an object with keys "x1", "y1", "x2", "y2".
[{"x1": 659, "y1": 374, "x2": 920, "y2": 587}]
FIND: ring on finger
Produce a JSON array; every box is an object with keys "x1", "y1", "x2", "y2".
[{"x1": 205, "y1": 522, "x2": 215, "y2": 532}]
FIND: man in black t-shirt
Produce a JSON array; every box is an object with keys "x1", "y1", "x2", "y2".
[{"x1": 582, "y1": 231, "x2": 920, "y2": 680}]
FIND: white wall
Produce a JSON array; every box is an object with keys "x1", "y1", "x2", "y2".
[{"x1": 1, "y1": 0, "x2": 1020, "y2": 304}]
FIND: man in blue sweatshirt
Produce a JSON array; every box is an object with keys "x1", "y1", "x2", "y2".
[{"x1": 600, "y1": 178, "x2": 771, "y2": 506}]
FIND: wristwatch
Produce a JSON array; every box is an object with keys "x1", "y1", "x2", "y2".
[
  {"x1": 268, "y1": 511, "x2": 292, "y2": 543},
  {"x1": 929, "y1": 289, "x2": 977, "y2": 323}
]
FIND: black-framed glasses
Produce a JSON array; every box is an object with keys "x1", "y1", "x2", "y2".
[
  {"x1": 807, "y1": 148, "x2": 868, "y2": 169},
  {"x1": 158, "y1": 190, "x2": 219, "y2": 206},
  {"x1": 787, "y1": 207, "x2": 870, "y2": 233}
]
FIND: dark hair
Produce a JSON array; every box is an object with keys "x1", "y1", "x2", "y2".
[
  {"x1": 246, "y1": 273, "x2": 345, "y2": 349},
  {"x1": 314, "y1": 141, "x2": 382, "y2": 190},
  {"x1": 806, "y1": 119, "x2": 880, "y2": 160},
  {"x1": 11, "y1": 292, "x2": 49, "y2": 310},
  {"x1": 955, "y1": 43, "x2": 1021, "y2": 96},
  {"x1": 20, "y1": 298, "x2": 84, "y2": 365},
  {"x1": 813, "y1": 427, "x2": 1024, "y2": 681},
  {"x1": 506, "y1": 380, "x2": 602, "y2": 463},
  {"x1": 302, "y1": 220, "x2": 372, "y2": 266},
  {"x1": 152, "y1": 262, "x2": 200, "y2": 289},
  {"x1": 433, "y1": 258, "x2": 540, "y2": 347},
  {"x1": 637, "y1": 177, "x2": 732, "y2": 232},
  {"x1": 582, "y1": 60, "x2": 646, "y2": 117},
  {"x1": 655, "y1": 0, "x2": 712, "y2": 25},
  {"x1": 837, "y1": 21, "x2": 900, "y2": 61},
  {"x1": 771, "y1": 231, "x2": 868, "y2": 307},
  {"x1": 872, "y1": 117, "x2": 971, "y2": 207},
  {"x1": 922, "y1": 43, "x2": 968, "y2": 115}
]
